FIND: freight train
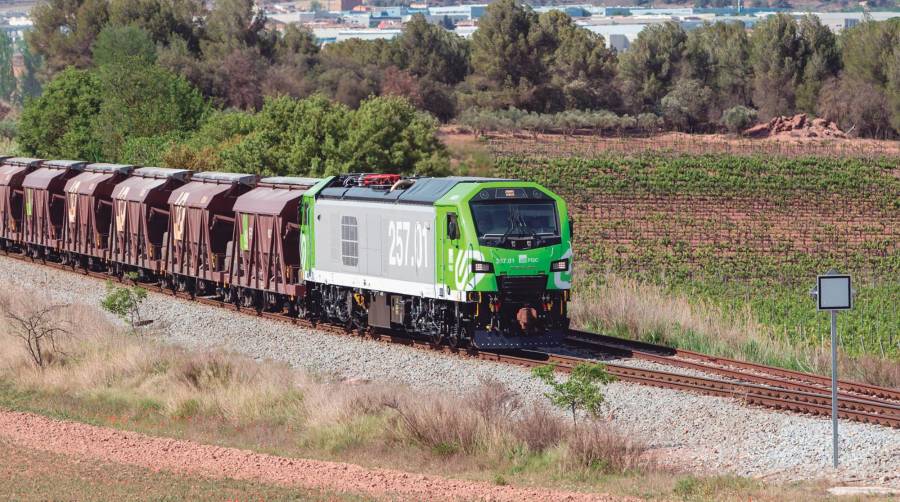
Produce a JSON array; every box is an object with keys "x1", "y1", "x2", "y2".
[{"x1": 0, "y1": 157, "x2": 573, "y2": 349}]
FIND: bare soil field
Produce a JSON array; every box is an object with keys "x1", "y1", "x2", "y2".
[
  {"x1": 0, "y1": 439, "x2": 361, "y2": 501},
  {"x1": 0, "y1": 409, "x2": 625, "y2": 502},
  {"x1": 457, "y1": 130, "x2": 900, "y2": 159}
]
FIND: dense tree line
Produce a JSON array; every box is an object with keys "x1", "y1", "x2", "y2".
[
  {"x1": 17, "y1": 0, "x2": 448, "y2": 175},
  {"x1": 19, "y1": 0, "x2": 900, "y2": 140}
]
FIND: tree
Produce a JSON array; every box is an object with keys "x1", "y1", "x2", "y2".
[
  {"x1": 223, "y1": 94, "x2": 349, "y2": 176},
  {"x1": 618, "y1": 22, "x2": 687, "y2": 112},
  {"x1": 26, "y1": 0, "x2": 110, "y2": 75},
  {"x1": 17, "y1": 38, "x2": 44, "y2": 103},
  {"x1": 92, "y1": 24, "x2": 157, "y2": 68},
  {"x1": 319, "y1": 38, "x2": 396, "y2": 69},
  {"x1": 93, "y1": 63, "x2": 208, "y2": 160},
  {"x1": 107, "y1": 0, "x2": 203, "y2": 51},
  {"x1": 532, "y1": 363, "x2": 615, "y2": 426},
  {"x1": 838, "y1": 19, "x2": 900, "y2": 135},
  {"x1": 795, "y1": 14, "x2": 840, "y2": 113},
  {"x1": 889, "y1": 45, "x2": 900, "y2": 134},
  {"x1": 681, "y1": 21, "x2": 751, "y2": 118},
  {"x1": 469, "y1": 0, "x2": 544, "y2": 93},
  {"x1": 275, "y1": 24, "x2": 319, "y2": 68},
  {"x1": 394, "y1": 14, "x2": 469, "y2": 85},
  {"x1": 202, "y1": 0, "x2": 274, "y2": 59},
  {"x1": 339, "y1": 95, "x2": 449, "y2": 176},
  {"x1": 535, "y1": 10, "x2": 618, "y2": 111},
  {"x1": 817, "y1": 75, "x2": 894, "y2": 138},
  {"x1": 101, "y1": 277, "x2": 148, "y2": 329},
  {"x1": 749, "y1": 14, "x2": 805, "y2": 119},
  {"x1": 660, "y1": 78, "x2": 713, "y2": 131},
  {"x1": 18, "y1": 68, "x2": 103, "y2": 159},
  {"x1": 840, "y1": 18, "x2": 900, "y2": 86},
  {"x1": 208, "y1": 47, "x2": 268, "y2": 110},
  {"x1": 1, "y1": 298, "x2": 71, "y2": 369},
  {"x1": 0, "y1": 32, "x2": 15, "y2": 101}
]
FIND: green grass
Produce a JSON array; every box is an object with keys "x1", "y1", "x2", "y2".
[{"x1": 674, "y1": 279, "x2": 899, "y2": 360}]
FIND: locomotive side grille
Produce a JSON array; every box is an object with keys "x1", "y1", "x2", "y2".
[{"x1": 497, "y1": 275, "x2": 547, "y2": 301}]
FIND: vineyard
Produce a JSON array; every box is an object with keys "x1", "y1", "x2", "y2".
[{"x1": 494, "y1": 153, "x2": 900, "y2": 370}]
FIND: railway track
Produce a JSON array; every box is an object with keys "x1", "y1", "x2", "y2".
[
  {"x1": 565, "y1": 330, "x2": 900, "y2": 403},
  {"x1": 3, "y1": 251, "x2": 899, "y2": 429}
]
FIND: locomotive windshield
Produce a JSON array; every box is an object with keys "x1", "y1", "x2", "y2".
[{"x1": 470, "y1": 200, "x2": 560, "y2": 249}]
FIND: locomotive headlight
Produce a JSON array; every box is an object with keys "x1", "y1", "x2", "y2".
[
  {"x1": 550, "y1": 259, "x2": 569, "y2": 272},
  {"x1": 472, "y1": 261, "x2": 494, "y2": 273}
]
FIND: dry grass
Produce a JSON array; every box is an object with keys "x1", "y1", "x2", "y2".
[
  {"x1": 388, "y1": 379, "x2": 653, "y2": 475},
  {"x1": 570, "y1": 274, "x2": 779, "y2": 356},
  {"x1": 0, "y1": 289, "x2": 305, "y2": 427},
  {"x1": 570, "y1": 274, "x2": 900, "y2": 387},
  {"x1": 564, "y1": 425, "x2": 650, "y2": 473},
  {"x1": 514, "y1": 404, "x2": 568, "y2": 453},
  {"x1": 0, "y1": 286, "x2": 653, "y2": 478},
  {"x1": 0, "y1": 285, "x2": 845, "y2": 501}
]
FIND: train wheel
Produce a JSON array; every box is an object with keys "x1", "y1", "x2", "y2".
[
  {"x1": 448, "y1": 326, "x2": 463, "y2": 349},
  {"x1": 430, "y1": 330, "x2": 443, "y2": 346}
]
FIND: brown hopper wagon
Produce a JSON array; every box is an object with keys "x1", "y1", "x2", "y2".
[
  {"x1": 61, "y1": 163, "x2": 134, "y2": 268},
  {"x1": 165, "y1": 172, "x2": 256, "y2": 294},
  {"x1": 229, "y1": 176, "x2": 320, "y2": 312},
  {"x1": 21, "y1": 160, "x2": 87, "y2": 258},
  {"x1": 109, "y1": 167, "x2": 192, "y2": 278},
  {"x1": 0, "y1": 157, "x2": 42, "y2": 251}
]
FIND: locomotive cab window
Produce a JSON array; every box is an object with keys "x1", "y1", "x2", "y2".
[
  {"x1": 470, "y1": 197, "x2": 560, "y2": 250},
  {"x1": 341, "y1": 215, "x2": 358, "y2": 267},
  {"x1": 446, "y1": 213, "x2": 459, "y2": 240}
]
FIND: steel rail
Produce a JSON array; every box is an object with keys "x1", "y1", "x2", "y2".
[
  {"x1": 2, "y1": 251, "x2": 898, "y2": 429},
  {"x1": 566, "y1": 330, "x2": 900, "y2": 402}
]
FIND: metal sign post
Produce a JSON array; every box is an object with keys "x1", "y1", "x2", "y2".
[
  {"x1": 811, "y1": 270, "x2": 853, "y2": 469},
  {"x1": 829, "y1": 308, "x2": 838, "y2": 468}
]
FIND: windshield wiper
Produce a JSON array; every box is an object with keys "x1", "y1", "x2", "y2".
[{"x1": 499, "y1": 207, "x2": 528, "y2": 246}]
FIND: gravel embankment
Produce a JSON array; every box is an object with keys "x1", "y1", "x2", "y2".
[{"x1": 1, "y1": 254, "x2": 898, "y2": 487}]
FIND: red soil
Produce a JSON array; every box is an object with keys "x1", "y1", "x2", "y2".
[{"x1": 0, "y1": 409, "x2": 629, "y2": 502}]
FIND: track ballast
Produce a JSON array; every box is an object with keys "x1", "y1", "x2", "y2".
[{"x1": 3, "y1": 250, "x2": 898, "y2": 429}]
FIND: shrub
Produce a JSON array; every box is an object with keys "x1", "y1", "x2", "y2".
[
  {"x1": 389, "y1": 393, "x2": 483, "y2": 454},
  {"x1": 661, "y1": 79, "x2": 713, "y2": 131},
  {"x1": 101, "y1": 279, "x2": 148, "y2": 329},
  {"x1": 564, "y1": 424, "x2": 649, "y2": 473},
  {"x1": 0, "y1": 297, "x2": 71, "y2": 369},
  {"x1": 119, "y1": 132, "x2": 186, "y2": 167},
  {"x1": 532, "y1": 363, "x2": 615, "y2": 426},
  {"x1": 514, "y1": 404, "x2": 567, "y2": 452},
  {"x1": 468, "y1": 378, "x2": 521, "y2": 422},
  {"x1": 720, "y1": 105, "x2": 759, "y2": 134}
]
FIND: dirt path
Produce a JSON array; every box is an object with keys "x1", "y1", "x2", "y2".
[{"x1": 0, "y1": 409, "x2": 630, "y2": 502}]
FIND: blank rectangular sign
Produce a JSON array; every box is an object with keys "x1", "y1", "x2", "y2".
[{"x1": 818, "y1": 275, "x2": 852, "y2": 310}]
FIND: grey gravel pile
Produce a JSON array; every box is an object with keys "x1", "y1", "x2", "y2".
[{"x1": 1, "y1": 255, "x2": 897, "y2": 487}]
